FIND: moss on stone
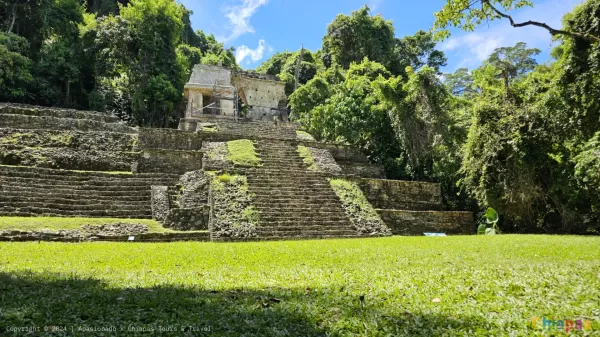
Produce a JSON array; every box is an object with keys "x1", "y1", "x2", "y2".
[
  {"x1": 227, "y1": 139, "x2": 261, "y2": 167},
  {"x1": 329, "y1": 178, "x2": 391, "y2": 235},
  {"x1": 297, "y1": 145, "x2": 319, "y2": 171},
  {"x1": 296, "y1": 130, "x2": 315, "y2": 141},
  {"x1": 210, "y1": 174, "x2": 259, "y2": 238}
]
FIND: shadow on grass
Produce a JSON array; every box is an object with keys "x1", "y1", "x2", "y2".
[{"x1": 0, "y1": 271, "x2": 500, "y2": 336}]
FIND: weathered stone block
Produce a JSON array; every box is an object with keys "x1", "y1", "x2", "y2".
[
  {"x1": 133, "y1": 149, "x2": 203, "y2": 174},
  {"x1": 151, "y1": 186, "x2": 170, "y2": 221},
  {"x1": 357, "y1": 178, "x2": 442, "y2": 211},
  {"x1": 138, "y1": 128, "x2": 203, "y2": 150},
  {"x1": 339, "y1": 163, "x2": 384, "y2": 178},
  {"x1": 164, "y1": 206, "x2": 210, "y2": 231},
  {"x1": 378, "y1": 210, "x2": 474, "y2": 235}
]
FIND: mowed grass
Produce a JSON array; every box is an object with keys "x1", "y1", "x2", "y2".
[
  {"x1": 1, "y1": 236, "x2": 599, "y2": 336},
  {"x1": 0, "y1": 217, "x2": 170, "y2": 233}
]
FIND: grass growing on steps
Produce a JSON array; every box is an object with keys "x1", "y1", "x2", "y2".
[
  {"x1": 296, "y1": 130, "x2": 315, "y2": 141},
  {"x1": 0, "y1": 236, "x2": 598, "y2": 336},
  {"x1": 297, "y1": 145, "x2": 319, "y2": 171},
  {"x1": 227, "y1": 139, "x2": 261, "y2": 167},
  {"x1": 329, "y1": 178, "x2": 391, "y2": 235},
  {"x1": 0, "y1": 217, "x2": 170, "y2": 233}
]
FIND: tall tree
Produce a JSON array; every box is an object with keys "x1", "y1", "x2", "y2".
[{"x1": 321, "y1": 6, "x2": 397, "y2": 71}]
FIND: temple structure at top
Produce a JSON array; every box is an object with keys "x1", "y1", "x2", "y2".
[{"x1": 183, "y1": 64, "x2": 287, "y2": 121}]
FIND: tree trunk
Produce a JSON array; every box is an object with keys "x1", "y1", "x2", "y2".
[{"x1": 6, "y1": 5, "x2": 16, "y2": 34}]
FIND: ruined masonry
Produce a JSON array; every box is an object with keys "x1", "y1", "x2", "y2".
[{"x1": 0, "y1": 65, "x2": 473, "y2": 241}]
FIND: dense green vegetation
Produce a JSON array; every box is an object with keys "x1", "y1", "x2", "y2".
[
  {"x1": 1, "y1": 0, "x2": 599, "y2": 233},
  {"x1": 277, "y1": 1, "x2": 600, "y2": 234},
  {"x1": 0, "y1": 0, "x2": 236, "y2": 127},
  {"x1": 0, "y1": 236, "x2": 598, "y2": 336}
]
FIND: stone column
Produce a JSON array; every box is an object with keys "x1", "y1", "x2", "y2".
[
  {"x1": 187, "y1": 90, "x2": 203, "y2": 118},
  {"x1": 220, "y1": 98, "x2": 234, "y2": 116}
]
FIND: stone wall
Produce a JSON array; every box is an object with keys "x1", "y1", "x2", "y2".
[
  {"x1": 151, "y1": 186, "x2": 170, "y2": 221},
  {"x1": 356, "y1": 178, "x2": 442, "y2": 211},
  {"x1": 188, "y1": 64, "x2": 232, "y2": 86},
  {"x1": 202, "y1": 142, "x2": 233, "y2": 171},
  {"x1": 138, "y1": 128, "x2": 203, "y2": 150},
  {"x1": 299, "y1": 146, "x2": 342, "y2": 175},
  {"x1": 0, "y1": 129, "x2": 138, "y2": 171},
  {"x1": 180, "y1": 117, "x2": 297, "y2": 141},
  {"x1": 338, "y1": 163, "x2": 385, "y2": 179},
  {"x1": 233, "y1": 76, "x2": 286, "y2": 121},
  {"x1": 0, "y1": 110, "x2": 134, "y2": 133},
  {"x1": 377, "y1": 210, "x2": 474, "y2": 235},
  {"x1": 134, "y1": 149, "x2": 203, "y2": 174},
  {"x1": 0, "y1": 103, "x2": 120, "y2": 122},
  {"x1": 163, "y1": 206, "x2": 210, "y2": 231}
]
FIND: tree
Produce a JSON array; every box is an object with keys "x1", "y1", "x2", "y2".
[
  {"x1": 321, "y1": 6, "x2": 397, "y2": 71},
  {"x1": 433, "y1": 0, "x2": 600, "y2": 42},
  {"x1": 444, "y1": 68, "x2": 475, "y2": 96},
  {"x1": 256, "y1": 51, "x2": 293, "y2": 76},
  {"x1": 394, "y1": 30, "x2": 448, "y2": 75},
  {"x1": 0, "y1": 32, "x2": 33, "y2": 101},
  {"x1": 487, "y1": 42, "x2": 540, "y2": 96}
]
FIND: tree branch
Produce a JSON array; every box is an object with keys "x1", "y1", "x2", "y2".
[
  {"x1": 482, "y1": 0, "x2": 600, "y2": 43},
  {"x1": 7, "y1": 4, "x2": 16, "y2": 34}
]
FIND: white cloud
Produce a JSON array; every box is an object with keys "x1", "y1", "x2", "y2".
[
  {"x1": 441, "y1": 0, "x2": 584, "y2": 70},
  {"x1": 236, "y1": 39, "x2": 272, "y2": 65},
  {"x1": 222, "y1": 0, "x2": 269, "y2": 43},
  {"x1": 368, "y1": 0, "x2": 383, "y2": 13}
]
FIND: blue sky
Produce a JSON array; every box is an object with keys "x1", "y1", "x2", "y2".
[{"x1": 178, "y1": 0, "x2": 584, "y2": 72}]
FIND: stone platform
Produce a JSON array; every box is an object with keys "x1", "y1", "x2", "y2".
[{"x1": 0, "y1": 104, "x2": 474, "y2": 241}]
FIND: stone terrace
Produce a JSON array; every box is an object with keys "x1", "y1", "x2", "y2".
[
  {"x1": 0, "y1": 103, "x2": 474, "y2": 241},
  {"x1": 0, "y1": 165, "x2": 178, "y2": 218}
]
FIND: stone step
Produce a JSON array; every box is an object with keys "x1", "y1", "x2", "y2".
[
  {"x1": 0, "y1": 104, "x2": 122, "y2": 123},
  {"x1": 257, "y1": 230, "x2": 357, "y2": 237},
  {"x1": 0, "y1": 113, "x2": 135, "y2": 133},
  {"x1": 253, "y1": 200, "x2": 342, "y2": 206},
  {"x1": 252, "y1": 198, "x2": 341, "y2": 205},
  {"x1": 0, "y1": 207, "x2": 152, "y2": 218},
  {"x1": 0, "y1": 166, "x2": 179, "y2": 179},
  {"x1": 253, "y1": 233, "x2": 361, "y2": 240},
  {"x1": 0, "y1": 190, "x2": 150, "y2": 202},
  {"x1": 258, "y1": 220, "x2": 350, "y2": 226},
  {"x1": 258, "y1": 224, "x2": 353, "y2": 231},
  {"x1": 0, "y1": 185, "x2": 151, "y2": 197},
  {"x1": 258, "y1": 210, "x2": 347, "y2": 216},
  {"x1": 253, "y1": 201, "x2": 343, "y2": 208},
  {"x1": 0, "y1": 201, "x2": 149, "y2": 212},
  {"x1": 0, "y1": 175, "x2": 174, "y2": 186},
  {"x1": 259, "y1": 215, "x2": 349, "y2": 222},
  {"x1": 0, "y1": 196, "x2": 149, "y2": 206},
  {"x1": 0, "y1": 181, "x2": 153, "y2": 192}
]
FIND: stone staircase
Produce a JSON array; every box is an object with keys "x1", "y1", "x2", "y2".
[
  {"x1": 0, "y1": 166, "x2": 178, "y2": 218},
  {"x1": 0, "y1": 103, "x2": 135, "y2": 133},
  {"x1": 243, "y1": 140, "x2": 360, "y2": 240}
]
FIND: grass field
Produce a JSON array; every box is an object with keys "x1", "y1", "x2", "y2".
[
  {"x1": 0, "y1": 217, "x2": 170, "y2": 232},
  {"x1": 0, "y1": 235, "x2": 599, "y2": 336}
]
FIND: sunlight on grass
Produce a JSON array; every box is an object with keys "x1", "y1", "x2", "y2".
[
  {"x1": 0, "y1": 235, "x2": 598, "y2": 335},
  {"x1": 227, "y1": 139, "x2": 261, "y2": 167},
  {"x1": 0, "y1": 217, "x2": 169, "y2": 232}
]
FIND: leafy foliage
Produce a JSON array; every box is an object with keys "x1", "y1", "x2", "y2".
[{"x1": 1, "y1": 236, "x2": 599, "y2": 335}]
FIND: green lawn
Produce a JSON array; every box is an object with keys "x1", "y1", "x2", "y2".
[
  {"x1": 0, "y1": 217, "x2": 170, "y2": 233},
  {"x1": 0, "y1": 236, "x2": 599, "y2": 336}
]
